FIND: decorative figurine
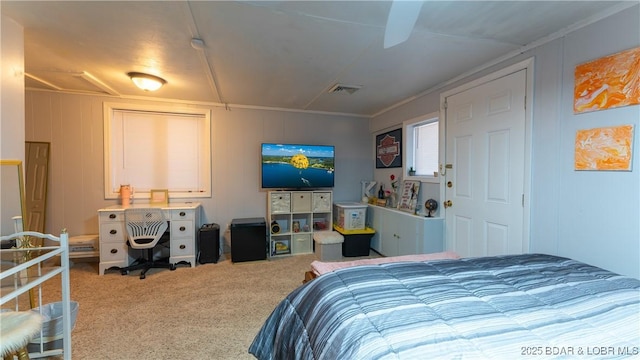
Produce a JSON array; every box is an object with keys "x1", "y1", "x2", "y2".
[{"x1": 425, "y1": 199, "x2": 438, "y2": 217}]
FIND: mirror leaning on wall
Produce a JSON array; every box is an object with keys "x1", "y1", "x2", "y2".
[{"x1": 0, "y1": 160, "x2": 27, "y2": 236}]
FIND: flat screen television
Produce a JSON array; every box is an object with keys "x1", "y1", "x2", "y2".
[{"x1": 261, "y1": 143, "x2": 335, "y2": 189}]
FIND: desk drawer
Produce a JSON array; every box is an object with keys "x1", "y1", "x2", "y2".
[
  {"x1": 99, "y1": 222, "x2": 126, "y2": 243},
  {"x1": 171, "y1": 220, "x2": 193, "y2": 237},
  {"x1": 99, "y1": 211, "x2": 124, "y2": 222},
  {"x1": 171, "y1": 209, "x2": 195, "y2": 221},
  {"x1": 99, "y1": 242, "x2": 128, "y2": 262},
  {"x1": 170, "y1": 237, "x2": 194, "y2": 257}
]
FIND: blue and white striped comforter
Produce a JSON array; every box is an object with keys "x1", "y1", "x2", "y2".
[{"x1": 249, "y1": 254, "x2": 640, "y2": 359}]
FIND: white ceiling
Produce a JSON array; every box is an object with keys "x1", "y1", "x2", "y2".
[{"x1": 2, "y1": 1, "x2": 635, "y2": 117}]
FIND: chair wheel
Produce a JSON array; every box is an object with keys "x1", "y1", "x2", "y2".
[
  {"x1": 140, "y1": 274, "x2": 146, "y2": 279},
  {"x1": 170, "y1": 264, "x2": 176, "y2": 271},
  {"x1": 121, "y1": 270, "x2": 128, "y2": 275}
]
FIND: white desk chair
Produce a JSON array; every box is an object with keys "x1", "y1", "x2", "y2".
[{"x1": 118, "y1": 208, "x2": 175, "y2": 279}]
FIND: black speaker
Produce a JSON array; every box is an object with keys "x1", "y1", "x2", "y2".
[
  {"x1": 271, "y1": 220, "x2": 280, "y2": 234},
  {"x1": 198, "y1": 223, "x2": 220, "y2": 264}
]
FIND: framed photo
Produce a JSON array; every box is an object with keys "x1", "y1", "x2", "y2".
[
  {"x1": 376, "y1": 128, "x2": 402, "y2": 168},
  {"x1": 150, "y1": 189, "x2": 168, "y2": 205},
  {"x1": 398, "y1": 180, "x2": 420, "y2": 213}
]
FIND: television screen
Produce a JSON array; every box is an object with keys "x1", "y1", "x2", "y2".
[{"x1": 261, "y1": 143, "x2": 335, "y2": 189}]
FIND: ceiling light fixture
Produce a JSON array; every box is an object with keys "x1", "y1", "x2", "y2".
[{"x1": 127, "y1": 72, "x2": 166, "y2": 91}]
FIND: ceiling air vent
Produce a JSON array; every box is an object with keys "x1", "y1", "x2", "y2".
[{"x1": 328, "y1": 83, "x2": 362, "y2": 94}]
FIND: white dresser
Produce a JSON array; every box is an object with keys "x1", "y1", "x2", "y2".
[
  {"x1": 368, "y1": 205, "x2": 443, "y2": 257},
  {"x1": 97, "y1": 202, "x2": 201, "y2": 275}
]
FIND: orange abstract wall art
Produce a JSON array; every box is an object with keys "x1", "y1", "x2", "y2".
[
  {"x1": 574, "y1": 47, "x2": 640, "y2": 114},
  {"x1": 575, "y1": 125, "x2": 634, "y2": 171}
]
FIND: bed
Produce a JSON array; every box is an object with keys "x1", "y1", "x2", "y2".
[
  {"x1": 249, "y1": 253, "x2": 640, "y2": 359},
  {"x1": 304, "y1": 251, "x2": 460, "y2": 283},
  {"x1": 0, "y1": 231, "x2": 73, "y2": 359}
]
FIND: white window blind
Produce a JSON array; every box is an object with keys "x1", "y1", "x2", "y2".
[
  {"x1": 414, "y1": 121, "x2": 439, "y2": 176},
  {"x1": 104, "y1": 104, "x2": 211, "y2": 199},
  {"x1": 403, "y1": 112, "x2": 439, "y2": 182}
]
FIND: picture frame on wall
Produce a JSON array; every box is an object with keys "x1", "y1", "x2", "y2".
[
  {"x1": 574, "y1": 46, "x2": 640, "y2": 114},
  {"x1": 150, "y1": 189, "x2": 169, "y2": 205},
  {"x1": 398, "y1": 180, "x2": 420, "y2": 213},
  {"x1": 574, "y1": 125, "x2": 634, "y2": 171},
  {"x1": 376, "y1": 128, "x2": 402, "y2": 168}
]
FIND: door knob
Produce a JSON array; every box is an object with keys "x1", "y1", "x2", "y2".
[{"x1": 444, "y1": 200, "x2": 453, "y2": 208}]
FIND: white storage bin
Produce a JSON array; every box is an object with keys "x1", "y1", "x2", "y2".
[
  {"x1": 28, "y1": 301, "x2": 79, "y2": 352},
  {"x1": 333, "y1": 202, "x2": 367, "y2": 230}
]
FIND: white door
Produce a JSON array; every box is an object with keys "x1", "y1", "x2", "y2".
[{"x1": 444, "y1": 69, "x2": 527, "y2": 258}]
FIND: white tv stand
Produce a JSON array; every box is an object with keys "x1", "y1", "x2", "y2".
[{"x1": 267, "y1": 190, "x2": 332, "y2": 257}]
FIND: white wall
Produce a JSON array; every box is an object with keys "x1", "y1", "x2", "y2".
[
  {"x1": 24, "y1": 92, "x2": 372, "y2": 238},
  {"x1": 1, "y1": 15, "x2": 25, "y2": 162},
  {"x1": 371, "y1": 5, "x2": 640, "y2": 278},
  {"x1": 555, "y1": 7, "x2": 639, "y2": 278}
]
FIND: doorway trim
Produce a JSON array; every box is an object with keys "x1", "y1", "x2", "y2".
[{"x1": 439, "y1": 57, "x2": 534, "y2": 253}]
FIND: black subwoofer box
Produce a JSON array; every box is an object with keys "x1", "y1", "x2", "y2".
[
  {"x1": 198, "y1": 223, "x2": 220, "y2": 264},
  {"x1": 230, "y1": 217, "x2": 267, "y2": 263}
]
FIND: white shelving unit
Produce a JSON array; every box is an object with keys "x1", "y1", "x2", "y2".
[{"x1": 267, "y1": 190, "x2": 332, "y2": 257}]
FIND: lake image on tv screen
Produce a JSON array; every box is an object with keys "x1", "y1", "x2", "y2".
[{"x1": 262, "y1": 144, "x2": 334, "y2": 188}]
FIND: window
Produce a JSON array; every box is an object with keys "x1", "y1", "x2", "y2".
[
  {"x1": 404, "y1": 112, "x2": 439, "y2": 182},
  {"x1": 104, "y1": 103, "x2": 211, "y2": 200}
]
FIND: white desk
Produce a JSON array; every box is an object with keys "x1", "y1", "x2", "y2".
[{"x1": 97, "y1": 202, "x2": 201, "y2": 275}]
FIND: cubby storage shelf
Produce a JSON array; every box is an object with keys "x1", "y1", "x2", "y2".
[{"x1": 267, "y1": 190, "x2": 332, "y2": 257}]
